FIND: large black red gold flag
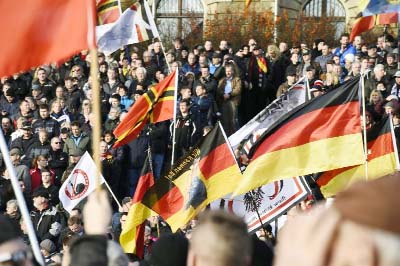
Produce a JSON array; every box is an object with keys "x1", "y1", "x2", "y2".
[
  {"x1": 316, "y1": 115, "x2": 398, "y2": 197},
  {"x1": 233, "y1": 77, "x2": 365, "y2": 196},
  {"x1": 113, "y1": 70, "x2": 176, "y2": 147},
  {"x1": 120, "y1": 153, "x2": 156, "y2": 255},
  {"x1": 141, "y1": 123, "x2": 243, "y2": 232}
]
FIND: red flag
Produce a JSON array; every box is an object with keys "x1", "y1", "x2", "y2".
[
  {"x1": 140, "y1": 124, "x2": 243, "y2": 232},
  {"x1": 350, "y1": 16, "x2": 376, "y2": 41},
  {"x1": 377, "y1": 12, "x2": 398, "y2": 24},
  {"x1": 113, "y1": 71, "x2": 176, "y2": 147},
  {"x1": 0, "y1": 0, "x2": 96, "y2": 78},
  {"x1": 350, "y1": 12, "x2": 398, "y2": 41}
]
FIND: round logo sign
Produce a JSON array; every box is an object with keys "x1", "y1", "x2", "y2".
[{"x1": 65, "y1": 169, "x2": 90, "y2": 200}]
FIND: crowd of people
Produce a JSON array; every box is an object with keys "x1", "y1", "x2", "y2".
[{"x1": 0, "y1": 30, "x2": 399, "y2": 265}]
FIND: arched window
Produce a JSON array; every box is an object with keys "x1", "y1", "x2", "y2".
[
  {"x1": 155, "y1": 0, "x2": 204, "y2": 41},
  {"x1": 303, "y1": 0, "x2": 346, "y2": 38}
]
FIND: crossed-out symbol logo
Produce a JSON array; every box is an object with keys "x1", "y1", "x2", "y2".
[{"x1": 65, "y1": 169, "x2": 90, "y2": 200}]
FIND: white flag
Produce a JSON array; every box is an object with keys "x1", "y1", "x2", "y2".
[
  {"x1": 229, "y1": 78, "x2": 306, "y2": 151},
  {"x1": 211, "y1": 177, "x2": 311, "y2": 233},
  {"x1": 96, "y1": 0, "x2": 159, "y2": 55},
  {"x1": 59, "y1": 152, "x2": 105, "y2": 213}
]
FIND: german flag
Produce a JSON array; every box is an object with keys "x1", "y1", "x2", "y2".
[
  {"x1": 233, "y1": 77, "x2": 365, "y2": 196},
  {"x1": 141, "y1": 123, "x2": 243, "y2": 232},
  {"x1": 113, "y1": 70, "x2": 176, "y2": 147},
  {"x1": 350, "y1": 12, "x2": 398, "y2": 41},
  {"x1": 97, "y1": 0, "x2": 121, "y2": 25},
  {"x1": 120, "y1": 153, "x2": 156, "y2": 256},
  {"x1": 316, "y1": 116, "x2": 398, "y2": 198}
]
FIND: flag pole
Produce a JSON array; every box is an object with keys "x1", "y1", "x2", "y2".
[
  {"x1": 87, "y1": 1, "x2": 103, "y2": 190},
  {"x1": 397, "y1": 12, "x2": 400, "y2": 70},
  {"x1": 89, "y1": 48, "x2": 103, "y2": 189},
  {"x1": 219, "y1": 121, "x2": 268, "y2": 237},
  {"x1": 171, "y1": 69, "x2": 179, "y2": 166},
  {"x1": 389, "y1": 114, "x2": 400, "y2": 170},
  {"x1": 361, "y1": 75, "x2": 368, "y2": 180},
  {"x1": 117, "y1": 0, "x2": 123, "y2": 15},
  {"x1": 306, "y1": 77, "x2": 311, "y2": 100},
  {"x1": 0, "y1": 130, "x2": 45, "y2": 266},
  {"x1": 143, "y1": 0, "x2": 171, "y2": 73},
  {"x1": 103, "y1": 179, "x2": 123, "y2": 209},
  {"x1": 273, "y1": 0, "x2": 278, "y2": 43}
]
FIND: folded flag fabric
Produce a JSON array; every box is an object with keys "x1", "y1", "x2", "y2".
[
  {"x1": 233, "y1": 77, "x2": 365, "y2": 196},
  {"x1": 141, "y1": 123, "x2": 243, "y2": 232},
  {"x1": 113, "y1": 70, "x2": 176, "y2": 147},
  {"x1": 120, "y1": 153, "x2": 156, "y2": 256},
  {"x1": 97, "y1": 0, "x2": 159, "y2": 55},
  {"x1": 316, "y1": 116, "x2": 398, "y2": 198}
]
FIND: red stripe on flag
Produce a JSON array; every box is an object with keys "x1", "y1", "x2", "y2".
[
  {"x1": 350, "y1": 15, "x2": 376, "y2": 41},
  {"x1": 136, "y1": 24, "x2": 144, "y2": 42},
  {"x1": 317, "y1": 132, "x2": 394, "y2": 186},
  {"x1": 135, "y1": 224, "x2": 145, "y2": 259},
  {"x1": 151, "y1": 186, "x2": 184, "y2": 220},
  {"x1": 377, "y1": 12, "x2": 398, "y2": 25},
  {"x1": 199, "y1": 144, "x2": 237, "y2": 180},
  {"x1": 253, "y1": 101, "x2": 360, "y2": 159},
  {"x1": 133, "y1": 172, "x2": 155, "y2": 203}
]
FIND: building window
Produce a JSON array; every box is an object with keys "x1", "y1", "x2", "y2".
[
  {"x1": 155, "y1": 0, "x2": 204, "y2": 41},
  {"x1": 303, "y1": 0, "x2": 346, "y2": 38}
]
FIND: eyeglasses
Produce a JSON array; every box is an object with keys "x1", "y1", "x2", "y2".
[
  {"x1": 54, "y1": 142, "x2": 61, "y2": 144},
  {"x1": 250, "y1": 43, "x2": 257, "y2": 46}
]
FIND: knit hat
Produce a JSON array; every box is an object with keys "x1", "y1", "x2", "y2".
[
  {"x1": 32, "y1": 188, "x2": 49, "y2": 199},
  {"x1": 40, "y1": 239, "x2": 56, "y2": 254},
  {"x1": 10, "y1": 148, "x2": 22, "y2": 156}
]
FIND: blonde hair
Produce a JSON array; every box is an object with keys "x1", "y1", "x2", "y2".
[
  {"x1": 267, "y1": 44, "x2": 281, "y2": 61},
  {"x1": 369, "y1": 89, "x2": 383, "y2": 105},
  {"x1": 325, "y1": 72, "x2": 339, "y2": 87}
]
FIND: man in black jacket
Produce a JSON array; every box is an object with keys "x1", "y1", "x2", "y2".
[
  {"x1": 10, "y1": 122, "x2": 35, "y2": 167},
  {"x1": 30, "y1": 189, "x2": 62, "y2": 242},
  {"x1": 48, "y1": 137, "x2": 68, "y2": 187},
  {"x1": 32, "y1": 103, "x2": 60, "y2": 139}
]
